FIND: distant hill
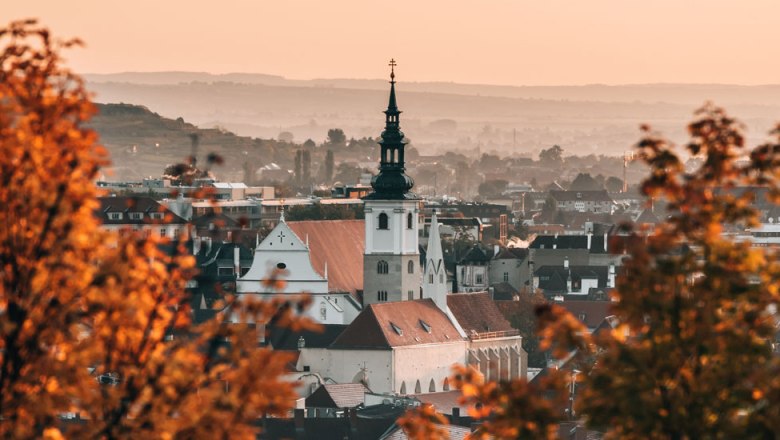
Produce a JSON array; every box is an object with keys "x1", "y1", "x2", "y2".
[
  {"x1": 90, "y1": 103, "x2": 280, "y2": 182},
  {"x1": 84, "y1": 73, "x2": 780, "y2": 159}
]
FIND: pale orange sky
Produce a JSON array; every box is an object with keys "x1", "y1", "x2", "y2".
[{"x1": 5, "y1": 0, "x2": 780, "y2": 86}]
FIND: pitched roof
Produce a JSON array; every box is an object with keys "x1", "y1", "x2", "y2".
[
  {"x1": 287, "y1": 220, "x2": 365, "y2": 294},
  {"x1": 458, "y1": 245, "x2": 492, "y2": 264},
  {"x1": 447, "y1": 292, "x2": 514, "y2": 336},
  {"x1": 413, "y1": 390, "x2": 468, "y2": 416},
  {"x1": 266, "y1": 324, "x2": 349, "y2": 350},
  {"x1": 331, "y1": 299, "x2": 464, "y2": 349},
  {"x1": 305, "y1": 383, "x2": 369, "y2": 409},
  {"x1": 97, "y1": 196, "x2": 187, "y2": 225},
  {"x1": 529, "y1": 234, "x2": 608, "y2": 253},
  {"x1": 557, "y1": 300, "x2": 613, "y2": 330},
  {"x1": 490, "y1": 282, "x2": 520, "y2": 301}
]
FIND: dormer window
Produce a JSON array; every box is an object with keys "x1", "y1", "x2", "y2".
[
  {"x1": 419, "y1": 320, "x2": 431, "y2": 333},
  {"x1": 107, "y1": 212, "x2": 123, "y2": 220},
  {"x1": 128, "y1": 212, "x2": 143, "y2": 220},
  {"x1": 390, "y1": 322, "x2": 403, "y2": 336}
]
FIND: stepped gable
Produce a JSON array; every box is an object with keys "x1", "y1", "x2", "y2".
[
  {"x1": 287, "y1": 220, "x2": 365, "y2": 295},
  {"x1": 330, "y1": 299, "x2": 462, "y2": 349},
  {"x1": 446, "y1": 292, "x2": 514, "y2": 336}
]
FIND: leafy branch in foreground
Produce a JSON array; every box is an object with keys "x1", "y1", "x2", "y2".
[
  {"x1": 402, "y1": 105, "x2": 780, "y2": 439},
  {"x1": 0, "y1": 19, "x2": 316, "y2": 439}
]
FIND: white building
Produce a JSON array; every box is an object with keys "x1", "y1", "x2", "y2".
[{"x1": 236, "y1": 213, "x2": 361, "y2": 325}]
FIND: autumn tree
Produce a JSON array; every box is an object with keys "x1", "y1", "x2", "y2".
[
  {"x1": 403, "y1": 104, "x2": 780, "y2": 439},
  {"x1": 0, "y1": 20, "x2": 312, "y2": 439}
]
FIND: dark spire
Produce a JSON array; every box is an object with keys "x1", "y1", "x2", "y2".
[{"x1": 365, "y1": 60, "x2": 417, "y2": 201}]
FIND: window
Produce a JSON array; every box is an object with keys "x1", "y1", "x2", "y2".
[
  {"x1": 390, "y1": 321, "x2": 403, "y2": 335},
  {"x1": 440, "y1": 273, "x2": 444, "y2": 283},
  {"x1": 377, "y1": 290, "x2": 388, "y2": 302},
  {"x1": 443, "y1": 377, "x2": 450, "y2": 391},
  {"x1": 378, "y1": 213, "x2": 389, "y2": 230},
  {"x1": 429, "y1": 379, "x2": 436, "y2": 393},
  {"x1": 107, "y1": 212, "x2": 123, "y2": 220},
  {"x1": 428, "y1": 274, "x2": 434, "y2": 284},
  {"x1": 503, "y1": 272, "x2": 509, "y2": 282},
  {"x1": 320, "y1": 302, "x2": 327, "y2": 321},
  {"x1": 377, "y1": 260, "x2": 389, "y2": 274},
  {"x1": 400, "y1": 382, "x2": 407, "y2": 394},
  {"x1": 149, "y1": 212, "x2": 164, "y2": 220},
  {"x1": 475, "y1": 273, "x2": 484, "y2": 284},
  {"x1": 414, "y1": 380, "x2": 421, "y2": 394},
  {"x1": 159, "y1": 228, "x2": 167, "y2": 237},
  {"x1": 407, "y1": 212, "x2": 413, "y2": 229},
  {"x1": 407, "y1": 290, "x2": 414, "y2": 300},
  {"x1": 129, "y1": 212, "x2": 143, "y2": 220},
  {"x1": 407, "y1": 260, "x2": 414, "y2": 274},
  {"x1": 419, "y1": 319, "x2": 431, "y2": 333},
  {"x1": 218, "y1": 267, "x2": 234, "y2": 276}
]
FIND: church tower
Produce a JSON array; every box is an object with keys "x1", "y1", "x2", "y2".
[{"x1": 363, "y1": 60, "x2": 421, "y2": 306}]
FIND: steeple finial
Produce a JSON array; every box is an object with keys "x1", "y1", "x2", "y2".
[{"x1": 388, "y1": 58, "x2": 396, "y2": 82}]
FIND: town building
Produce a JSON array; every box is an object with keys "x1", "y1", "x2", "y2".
[{"x1": 362, "y1": 66, "x2": 422, "y2": 306}]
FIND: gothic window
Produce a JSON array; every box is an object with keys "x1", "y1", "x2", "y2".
[
  {"x1": 407, "y1": 260, "x2": 414, "y2": 274},
  {"x1": 377, "y1": 260, "x2": 389, "y2": 274},
  {"x1": 378, "y1": 213, "x2": 389, "y2": 230},
  {"x1": 407, "y1": 212, "x2": 413, "y2": 229},
  {"x1": 443, "y1": 377, "x2": 450, "y2": 391},
  {"x1": 429, "y1": 379, "x2": 436, "y2": 393},
  {"x1": 400, "y1": 382, "x2": 406, "y2": 394},
  {"x1": 414, "y1": 380, "x2": 421, "y2": 394}
]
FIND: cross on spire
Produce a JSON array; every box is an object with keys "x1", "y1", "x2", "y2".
[{"x1": 388, "y1": 58, "x2": 396, "y2": 81}]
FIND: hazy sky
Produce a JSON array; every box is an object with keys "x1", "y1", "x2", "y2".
[{"x1": 5, "y1": 1, "x2": 780, "y2": 86}]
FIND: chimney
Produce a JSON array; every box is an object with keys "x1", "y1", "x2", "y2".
[
  {"x1": 233, "y1": 246, "x2": 240, "y2": 277},
  {"x1": 349, "y1": 408, "x2": 359, "y2": 439},
  {"x1": 608, "y1": 264, "x2": 616, "y2": 288},
  {"x1": 452, "y1": 407, "x2": 461, "y2": 426},
  {"x1": 587, "y1": 233, "x2": 592, "y2": 250}
]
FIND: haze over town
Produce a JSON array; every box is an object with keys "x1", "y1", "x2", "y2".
[{"x1": 4, "y1": 2, "x2": 780, "y2": 439}]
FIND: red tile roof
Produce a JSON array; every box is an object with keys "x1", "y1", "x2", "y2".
[
  {"x1": 447, "y1": 292, "x2": 514, "y2": 337},
  {"x1": 331, "y1": 299, "x2": 464, "y2": 349},
  {"x1": 287, "y1": 220, "x2": 365, "y2": 295}
]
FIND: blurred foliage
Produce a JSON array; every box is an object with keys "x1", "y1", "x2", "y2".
[
  {"x1": 0, "y1": 20, "x2": 315, "y2": 439},
  {"x1": 404, "y1": 104, "x2": 780, "y2": 439}
]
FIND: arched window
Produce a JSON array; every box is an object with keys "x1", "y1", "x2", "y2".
[
  {"x1": 429, "y1": 379, "x2": 436, "y2": 393},
  {"x1": 407, "y1": 260, "x2": 414, "y2": 274},
  {"x1": 407, "y1": 212, "x2": 413, "y2": 229},
  {"x1": 443, "y1": 377, "x2": 450, "y2": 391},
  {"x1": 378, "y1": 213, "x2": 389, "y2": 230},
  {"x1": 414, "y1": 380, "x2": 421, "y2": 394},
  {"x1": 377, "y1": 260, "x2": 389, "y2": 274},
  {"x1": 400, "y1": 382, "x2": 407, "y2": 394}
]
